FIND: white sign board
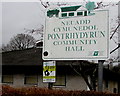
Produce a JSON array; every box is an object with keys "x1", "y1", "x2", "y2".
[
  {"x1": 43, "y1": 61, "x2": 56, "y2": 82},
  {"x1": 43, "y1": 7, "x2": 109, "y2": 60}
]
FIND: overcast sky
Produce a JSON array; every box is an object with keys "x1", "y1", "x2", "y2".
[
  {"x1": 2, "y1": 1, "x2": 119, "y2": 45},
  {"x1": 2, "y1": 2, "x2": 45, "y2": 46}
]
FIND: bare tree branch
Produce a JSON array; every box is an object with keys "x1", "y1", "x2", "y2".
[
  {"x1": 2, "y1": 34, "x2": 35, "y2": 51},
  {"x1": 110, "y1": 44, "x2": 120, "y2": 54},
  {"x1": 110, "y1": 23, "x2": 120, "y2": 39},
  {"x1": 94, "y1": 1, "x2": 103, "y2": 9},
  {"x1": 40, "y1": 0, "x2": 49, "y2": 8},
  {"x1": 70, "y1": 61, "x2": 94, "y2": 91}
]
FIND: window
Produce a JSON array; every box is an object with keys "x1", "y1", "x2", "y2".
[
  {"x1": 105, "y1": 80, "x2": 109, "y2": 88},
  {"x1": 84, "y1": 11, "x2": 88, "y2": 16},
  {"x1": 2, "y1": 75, "x2": 13, "y2": 84},
  {"x1": 53, "y1": 75, "x2": 66, "y2": 86},
  {"x1": 24, "y1": 75, "x2": 38, "y2": 85},
  {"x1": 69, "y1": 13, "x2": 74, "y2": 16},
  {"x1": 113, "y1": 88, "x2": 117, "y2": 93},
  {"x1": 62, "y1": 13, "x2": 67, "y2": 17},
  {"x1": 77, "y1": 12, "x2": 83, "y2": 16}
]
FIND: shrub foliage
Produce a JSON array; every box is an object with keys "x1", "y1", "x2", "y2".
[{"x1": 2, "y1": 85, "x2": 120, "y2": 96}]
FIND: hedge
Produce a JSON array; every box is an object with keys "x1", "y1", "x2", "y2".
[{"x1": 2, "y1": 85, "x2": 120, "y2": 96}]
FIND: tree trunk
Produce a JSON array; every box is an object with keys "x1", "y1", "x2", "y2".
[{"x1": 80, "y1": 72, "x2": 93, "y2": 90}]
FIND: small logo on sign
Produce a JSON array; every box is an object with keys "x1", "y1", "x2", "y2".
[{"x1": 93, "y1": 51, "x2": 99, "y2": 56}]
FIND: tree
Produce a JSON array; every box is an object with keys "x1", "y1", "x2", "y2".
[
  {"x1": 70, "y1": 60, "x2": 97, "y2": 91},
  {"x1": 24, "y1": 25, "x2": 44, "y2": 40},
  {"x1": 2, "y1": 34, "x2": 35, "y2": 51},
  {"x1": 112, "y1": 64, "x2": 120, "y2": 74}
]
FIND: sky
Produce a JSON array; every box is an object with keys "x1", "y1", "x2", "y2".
[
  {"x1": 1, "y1": 1, "x2": 120, "y2": 62},
  {"x1": 1, "y1": 1, "x2": 119, "y2": 44},
  {"x1": 2, "y1": 2, "x2": 45, "y2": 46}
]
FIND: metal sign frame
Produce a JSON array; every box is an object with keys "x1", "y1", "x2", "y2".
[{"x1": 43, "y1": 5, "x2": 109, "y2": 60}]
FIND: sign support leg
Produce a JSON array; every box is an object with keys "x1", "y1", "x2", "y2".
[
  {"x1": 118, "y1": 1, "x2": 120, "y2": 93},
  {"x1": 48, "y1": 83, "x2": 53, "y2": 89},
  {"x1": 98, "y1": 60, "x2": 104, "y2": 92}
]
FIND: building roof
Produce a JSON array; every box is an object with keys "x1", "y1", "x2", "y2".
[
  {"x1": 61, "y1": 5, "x2": 82, "y2": 12},
  {"x1": 2, "y1": 47, "x2": 92, "y2": 66},
  {"x1": 2, "y1": 48, "x2": 42, "y2": 66},
  {"x1": 2, "y1": 48, "x2": 120, "y2": 81}
]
